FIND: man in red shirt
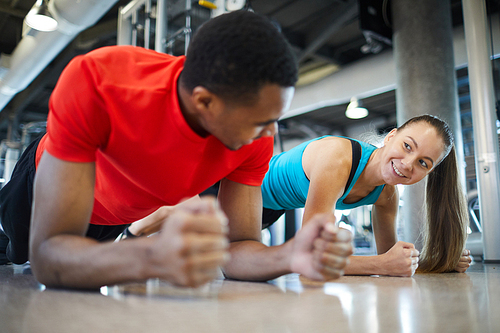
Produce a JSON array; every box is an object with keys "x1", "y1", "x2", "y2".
[{"x1": 0, "y1": 11, "x2": 352, "y2": 288}]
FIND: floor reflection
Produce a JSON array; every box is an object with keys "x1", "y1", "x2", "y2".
[
  {"x1": 101, "y1": 278, "x2": 224, "y2": 300},
  {"x1": 0, "y1": 262, "x2": 499, "y2": 333}
]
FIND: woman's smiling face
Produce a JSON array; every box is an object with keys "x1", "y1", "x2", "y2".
[{"x1": 381, "y1": 122, "x2": 447, "y2": 185}]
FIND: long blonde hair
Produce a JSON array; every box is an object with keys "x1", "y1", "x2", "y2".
[{"x1": 398, "y1": 115, "x2": 468, "y2": 273}]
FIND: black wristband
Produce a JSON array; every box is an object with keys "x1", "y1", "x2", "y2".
[{"x1": 124, "y1": 227, "x2": 138, "y2": 238}]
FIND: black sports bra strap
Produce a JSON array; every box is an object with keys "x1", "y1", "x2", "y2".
[{"x1": 344, "y1": 140, "x2": 361, "y2": 193}]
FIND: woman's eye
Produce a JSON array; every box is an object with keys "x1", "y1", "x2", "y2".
[
  {"x1": 420, "y1": 160, "x2": 428, "y2": 168},
  {"x1": 404, "y1": 142, "x2": 411, "y2": 150}
]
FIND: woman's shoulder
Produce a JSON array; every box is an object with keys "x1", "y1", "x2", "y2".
[
  {"x1": 307, "y1": 136, "x2": 353, "y2": 153},
  {"x1": 302, "y1": 136, "x2": 353, "y2": 177}
]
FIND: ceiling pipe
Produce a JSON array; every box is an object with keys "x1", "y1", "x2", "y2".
[
  {"x1": 0, "y1": 0, "x2": 119, "y2": 112},
  {"x1": 297, "y1": 0, "x2": 358, "y2": 64}
]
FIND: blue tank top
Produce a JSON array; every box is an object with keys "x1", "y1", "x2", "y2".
[{"x1": 261, "y1": 136, "x2": 385, "y2": 211}]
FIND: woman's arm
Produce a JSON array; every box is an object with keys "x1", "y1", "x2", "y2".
[
  {"x1": 305, "y1": 177, "x2": 417, "y2": 276},
  {"x1": 303, "y1": 144, "x2": 419, "y2": 277},
  {"x1": 301, "y1": 138, "x2": 352, "y2": 225},
  {"x1": 371, "y1": 184, "x2": 399, "y2": 254},
  {"x1": 219, "y1": 178, "x2": 352, "y2": 282},
  {"x1": 344, "y1": 242, "x2": 419, "y2": 276},
  {"x1": 344, "y1": 185, "x2": 418, "y2": 276},
  {"x1": 127, "y1": 196, "x2": 202, "y2": 237}
]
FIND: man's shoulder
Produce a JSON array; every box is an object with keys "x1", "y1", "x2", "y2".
[
  {"x1": 66, "y1": 46, "x2": 185, "y2": 89},
  {"x1": 83, "y1": 45, "x2": 179, "y2": 63}
]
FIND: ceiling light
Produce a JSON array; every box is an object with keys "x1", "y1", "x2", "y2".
[
  {"x1": 345, "y1": 97, "x2": 369, "y2": 119},
  {"x1": 25, "y1": 0, "x2": 58, "y2": 32}
]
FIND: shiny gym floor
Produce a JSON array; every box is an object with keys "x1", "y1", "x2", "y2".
[{"x1": 0, "y1": 261, "x2": 498, "y2": 333}]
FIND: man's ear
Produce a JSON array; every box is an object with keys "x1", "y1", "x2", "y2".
[
  {"x1": 383, "y1": 128, "x2": 398, "y2": 145},
  {"x1": 191, "y1": 86, "x2": 222, "y2": 118}
]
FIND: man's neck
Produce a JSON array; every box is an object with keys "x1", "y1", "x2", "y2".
[{"x1": 177, "y1": 83, "x2": 210, "y2": 138}]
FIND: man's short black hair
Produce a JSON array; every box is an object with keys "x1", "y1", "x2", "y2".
[{"x1": 180, "y1": 10, "x2": 298, "y2": 104}]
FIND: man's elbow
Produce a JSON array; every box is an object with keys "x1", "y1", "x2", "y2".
[{"x1": 29, "y1": 240, "x2": 62, "y2": 288}]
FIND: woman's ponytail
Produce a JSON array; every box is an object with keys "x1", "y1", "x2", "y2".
[{"x1": 417, "y1": 146, "x2": 468, "y2": 272}]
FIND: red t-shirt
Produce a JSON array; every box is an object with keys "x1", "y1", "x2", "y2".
[{"x1": 38, "y1": 46, "x2": 273, "y2": 225}]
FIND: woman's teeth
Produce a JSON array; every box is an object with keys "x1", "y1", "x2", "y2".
[{"x1": 393, "y1": 162, "x2": 405, "y2": 177}]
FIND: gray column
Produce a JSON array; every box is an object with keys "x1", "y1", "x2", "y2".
[
  {"x1": 462, "y1": 0, "x2": 500, "y2": 262},
  {"x1": 155, "y1": 0, "x2": 167, "y2": 53},
  {"x1": 392, "y1": 0, "x2": 464, "y2": 249}
]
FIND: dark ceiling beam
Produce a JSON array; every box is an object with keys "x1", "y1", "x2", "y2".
[
  {"x1": 325, "y1": 36, "x2": 368, "y2": 64},
  {"x1": 266, "y1": 0, "x2": 301, "y2": 17},
  {"x1": 20, "y1": 106, "x2": 52, "y2": 116},
  {"x1": 10, "y1": 0, "x2": 25, "y2": 7},
  {"x1": 297, "y1": 0, "x2": 358, "y2": 64},
  {"x1": 280, "y1": 27, "x2": 305, "y2": 49},
  {"x1": 0, "y1": 13, "x2": 9, "y2": 32},
  {"x1": 286, "y1": 2, "x2": 341, "y2": 31},
  {"x1": 0, "y1": 3, "x2": 27, "y2": 17},
  {"x1": 75, "y1": 19, "x2": 118, "y2": 48},
  {"x1": 0, "y1": 17, "x2": 23, "y2": 54},
  {"x1": 289, "y1": 43, "x2": 337, "y2": 67}
]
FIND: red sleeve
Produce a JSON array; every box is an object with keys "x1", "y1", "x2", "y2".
[
  {"x1": 45, "y1": 55, "x2": 111, "y2": 162},
  {"x1": 225, "y1": 136, "x2": 274, "y2": 186}
]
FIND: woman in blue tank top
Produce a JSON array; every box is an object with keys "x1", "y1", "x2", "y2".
[
  {"x1": 261, "y1": 115, "x2": 471, "y2": 276},
  {"x1": 124, "y1": 115, "x2": 471, "y2": 277}
]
